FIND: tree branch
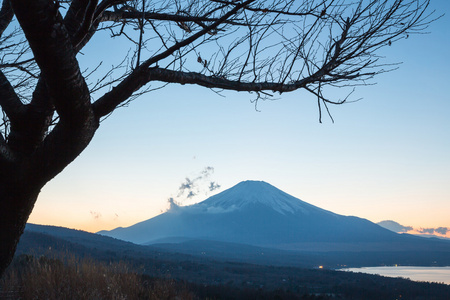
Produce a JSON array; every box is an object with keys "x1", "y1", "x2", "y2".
[
  {"x1": 145, "y1": 68, "x2": 312, "y2": 93},
  {"x1": 10, "y1": 0, "x2": 98, "y2": 172},
  {"x1": 0, "y1": 0, "x2": 14, "y2": 37},
  {"x1": 211, "y1": 0, "x2": 327, "y2": 18},
  {"x1": 141, "y1": 0, "x2": 255, "y2": 69},
  {"x1": 64, "y1": 0, "x2": 95, "y2": 39},
  {"x1": 0, "y1": 134, "x2": 16, "y2": 168},
  {"x1": 99, "y1": 10, "x2": 245, "y2": 26},
  {"x1": 93, "y1": 0, "x2": 256, "y2": 118},
  {"x1": 11, "y1": 0, "x2": 92, "y2": 122},
  {"x1": 93, "y1": 0, "x2": 127, "y2": 21},
  {"x1": 72, "y1": 0, "x2": 99, "y2": 48},
  {"x1": 0, "y1": 70, "x2": 25, "y2": 123}
]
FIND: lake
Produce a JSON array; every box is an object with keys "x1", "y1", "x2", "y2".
[{"x1": 340, "y1": 266, "x2": 450, "y2": 285}]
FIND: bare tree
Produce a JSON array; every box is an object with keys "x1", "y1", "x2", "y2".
[{"x1": 0, "y1": 0, "x2": 434, "y2": 276}]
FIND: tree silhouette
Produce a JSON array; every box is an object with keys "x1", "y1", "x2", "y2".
[{"x1": 0, "y1": 0, "x2": 433, "y2": 276}]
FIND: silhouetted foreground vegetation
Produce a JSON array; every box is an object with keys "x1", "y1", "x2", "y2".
[
  {"x1": 1, "y1": 251, "x2": 449, "y2": 300},
  {"x1": 0, "y1": 254, "x2": 195, "y2": 299},
  {"x1": 0, "y1": 253, "x2": 332, "y2": 300},
  {"x1": 2, "y1": 228, "x2": 450, "y2": 299}
]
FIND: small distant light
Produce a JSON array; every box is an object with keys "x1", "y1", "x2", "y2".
[{"x1": 319, "y1": 265, "x2": 323, "y2": 269}]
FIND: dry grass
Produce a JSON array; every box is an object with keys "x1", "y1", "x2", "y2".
[{"x1": 0, "y1": 253, "x2": 195, "y2": 300}]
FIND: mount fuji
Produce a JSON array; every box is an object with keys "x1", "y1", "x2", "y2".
[{"x1": 98, "y1": 180, "x2": 416, "y2": 250}]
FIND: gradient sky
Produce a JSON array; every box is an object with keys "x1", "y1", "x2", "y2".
[{"x1": 28, "y1": 2, "x2": 450, "y2": 235}]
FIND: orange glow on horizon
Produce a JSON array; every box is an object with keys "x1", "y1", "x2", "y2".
[{"x1": 405, "y1": 229, "x2": 450, "y2": 239}]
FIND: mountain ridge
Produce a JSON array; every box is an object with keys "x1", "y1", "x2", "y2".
[
  {"x1": 192, "y1": 180, "x2": 337, "y2": 216},
  {"x1": 98, "y1": 180, "x2": 407, "y2": 247}
]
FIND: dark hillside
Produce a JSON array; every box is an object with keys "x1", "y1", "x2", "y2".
[{"x1": 6, "y1": 226, "x2": 449, "y2": 300}]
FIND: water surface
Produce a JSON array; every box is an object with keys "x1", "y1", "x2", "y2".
[{"x1": 341, "y1": 266, "x2": 450, "y2": 285}]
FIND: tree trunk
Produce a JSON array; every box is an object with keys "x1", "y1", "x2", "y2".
[
  {"x1": 0, "y1": 117, "x2": 98, "y2": 278},
  {"x1": 0, "y1": 178, "x2": 40, "y2": 277}
]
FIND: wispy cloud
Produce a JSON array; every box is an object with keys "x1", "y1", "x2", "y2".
[
  {"x1": 90, "y1": 211, "x2": 102, "y2": 220},
  {"x1": 417, "y1": 227, "x2": 450, "y2": 236},
  {"x1": 209, "y1": 181, "x2": 221, "y2": 192},
  {"x1": 167, "y1": 197, "x2": 180, "y2": 211},
  {"x1": 177, "y1": 166, "x2": 217, "y2": 198},
  {"x1": 378, "y1": 220, "x2": 450, "y2": 238},
  {"x1": 186, "y1": 191, "x2": 196, "y2": 198},
  {"x1": 435, "y1": 227, "x2": 449, "y2": 235},
  {"x1": 166, "y1": 166, "x2": 221, "y2": 211},
  {"x1": 178, "y1": 178, "x2": 195, "y2": 196},
  {"x1": 175, "y1": 166, "x2": 219, "y2": 199},
  {"x1": 377, "y1": 220, "x2": 413, "y2": 233}
]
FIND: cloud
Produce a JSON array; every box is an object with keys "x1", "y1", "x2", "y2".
[
  {"x1": 209, "y1": 181, "x2": 221, "y2": 192},
  {"x1": 435, "y1": 227, "x2": 449, "y2": 235},
  {"x1": 167, "y1": 197, "x2": 180, "y2": 211},
  {"x1": 164, "y1": 166, "x2": 221, "y2": 213},
  {"x1": 377, "y1": 220, "x2": 413, "y2": 233},
  {"x1": 205, "y1": 205, "x2": 238, "y2": 214},
  {"x1": 417, "y1": 227, "x2": 450, "y2": 236},
  {"x1": 175, "y1": 166, "x2": 220, "y2": 200},
  {"x1": 418, "y1": 228, "x2": 435, "y2": 234},
  {"x1": 201, "y1": 166, "x2": 214, "y2": 176},
  {"x1": 90, "y1": 211, "x2": 102, "y2": 220},
  {"x1": 378, "y1": 220, "x2": 450, "y2": 237},
  {"x1": 178, "y1": 178, "x2": 195, "y2": 195},
  {"x1": 177, "y1": 202, "x2": 238, "y2": 214}
]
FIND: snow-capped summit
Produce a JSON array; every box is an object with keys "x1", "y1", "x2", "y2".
[
  {"x1": 99, "y1": 180, "x2": 398, "y2": 247},
  {"x1": 195, "y1": 180, "x2": 332, "y2": 216}
]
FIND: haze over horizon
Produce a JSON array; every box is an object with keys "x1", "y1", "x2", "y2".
[{"x1": 27, "y1": 2, "x2": 450, "y2": 235}]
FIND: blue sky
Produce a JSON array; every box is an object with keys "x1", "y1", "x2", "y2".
[{"x1": 28, "y1": 1, "x2": 450, "y2": 234}]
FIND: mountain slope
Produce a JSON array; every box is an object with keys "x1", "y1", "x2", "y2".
[
  {"x1": 195, "y1": 180, "x2": 335, "y2": 215},
  {"x1": 98, "y1": 181, "x2": 411, "y2": 248}
]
